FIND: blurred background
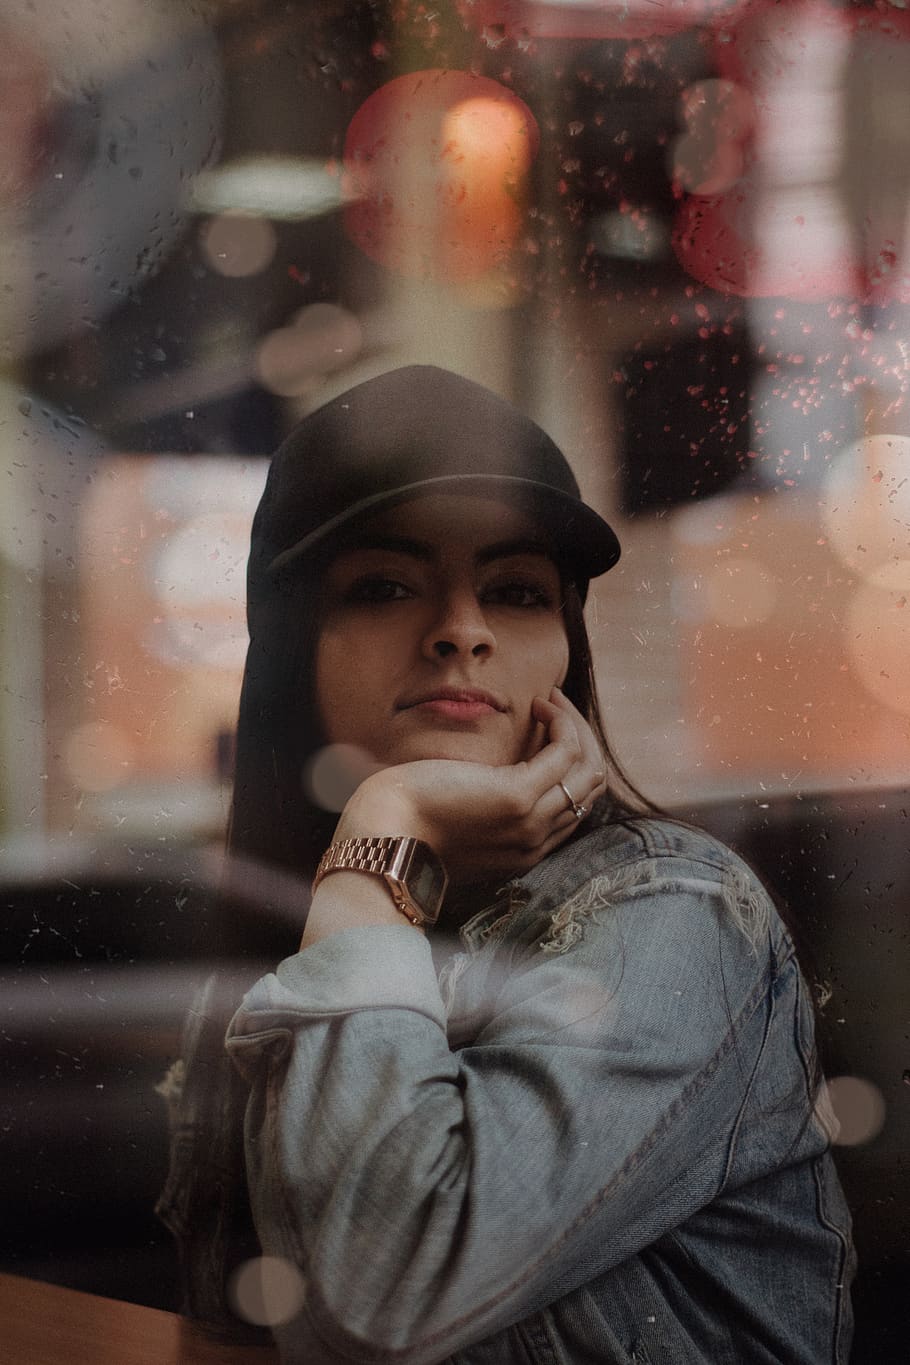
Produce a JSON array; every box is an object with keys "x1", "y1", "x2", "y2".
[
  {"x1": 0, "y1": 0, "x2": 905, "y2": 835},
  {"x1": 3, "y1": 0, "x2": 910, "y2": 839},
  {"x1": 0, "y1": 0, "x2": 907, "y2": 1357}
]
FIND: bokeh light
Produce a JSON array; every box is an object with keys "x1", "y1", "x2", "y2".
[
  {"x1": 198, "y1": 214, "x2": 277, "y2": 278},
  {"x1": 591, "y1": 210, "x2": 670, "y2": 263},
  {"x1": 150, "y1": 513, "x2": 249, "y2": 609},
  {"x1": 844, "y1": 563, "x2": 910, "y2": 716},
  {"x1": 704, "y1": 556, "x2": 778, "y2": 629},
  {"x1": 342, "y1": 69, "x2": 538, "y2": 282},
  {"x1": 255, "y1": 303, "x2": 363, "y2": 397},
  {"x1": 671, "y1": 496, "x2": 741, "y2": 548},
  {"x1": 0, "y1": 16, "x2": 53, "y2": 205},
  {"x1": 671, "y1": 80, "x2": 753, "y2": 197},
  {"x1": 673, "y1": 0, "x2": 856, "y2": 298},
  {"x1": 189, "y1": 155, "x2": 351, "y2": 221},
  {"x1": 303, "y1": 744, "x2": 380, "y2": 813},
  {"x1": 822, "y1": 435, "x2": 910, "y2": 583},
  {"x1": 458, "y1": 0, "x2": 751, "y2": 42},
  {"x1": 63, "y1": 721, "x2": 136, "y2": 794},
  {"x1": 148, "y1": 511, "x2": 251, "y2": 671},
  {"x1": 228, "y1": 1256, "x2": 306, "y2": 1328},
  {"x1": 674, "y1": 180, "x2": 861, "y2": 301},
  {"x1": 0, "y1": 0, "x2": 223, "y2": 360},
  {"x1": 675, "y1": 0, "x2": 910, "y2": 300},
  {"x1": 826, "y1": 1075, "x2": 887, "y2": 1147}
]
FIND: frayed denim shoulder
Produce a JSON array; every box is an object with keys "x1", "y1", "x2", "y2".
[
  {"x1": 536, "y1": 860, "x2": 772, "y2": 956},
  {"x1": 718, "y1": 863, "x2": 773, "y2": 952},
  {"x1": 539, "y1": 864, "x2": 646, "y2": 954}
]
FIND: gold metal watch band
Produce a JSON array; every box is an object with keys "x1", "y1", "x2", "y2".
[
  {"x1": 312, "y1": 835, "x2": 445, "y2": 926},
  {"x1": 313, "y1": 836, "x2": 406, "y2": 891}
]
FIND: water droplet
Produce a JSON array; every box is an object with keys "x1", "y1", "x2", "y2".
[
  {"x1": 228, "y1": 1256, "x2": 306, "y2": 1327},
  {"x1": 302, "y1": 744, "x2": 379, "y2": 812},
  {"x1": 826, "y1": 1075, "x2": 886, "y2": 1146}
]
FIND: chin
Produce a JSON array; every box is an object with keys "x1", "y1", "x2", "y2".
[{"x1": 389, "y1": 735, "x2": 514, "y2": 767}]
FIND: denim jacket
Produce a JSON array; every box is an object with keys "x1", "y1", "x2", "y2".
[{"x1": 162, "y1": 816, "x2": 855, "y2": 1363}]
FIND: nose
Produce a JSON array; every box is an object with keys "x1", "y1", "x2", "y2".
[{"x1": 421, "y1": 587, "x2": 495, "y2": 661}]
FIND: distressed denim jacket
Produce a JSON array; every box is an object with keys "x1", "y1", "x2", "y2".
[{"x1": 160, "y1": 816, "x2": 855, "y2": 1364}]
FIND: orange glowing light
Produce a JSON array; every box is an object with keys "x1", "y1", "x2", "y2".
[{"x1": 342, "y1": 70, "x2": 538, "y2": 282}]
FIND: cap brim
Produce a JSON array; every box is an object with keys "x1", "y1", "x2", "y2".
[{"x1": 265, "y1": 474, "x2": 621, "y2": 585}]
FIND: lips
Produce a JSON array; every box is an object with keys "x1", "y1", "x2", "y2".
[{"x1": 397, "y1": 686, "x2": 507, "y2": 714}]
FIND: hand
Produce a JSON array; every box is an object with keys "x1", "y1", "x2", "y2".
[{"x1": 331, "y1": 688, "x2": 607, "y2": 884}]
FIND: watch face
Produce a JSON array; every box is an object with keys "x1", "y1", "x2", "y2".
[
  {"x1": 409, "y1": 850, "x2": 447, "y2": 911},
  {"x1": 401, "y1": 841, "x2": 447, "y2": 920}
]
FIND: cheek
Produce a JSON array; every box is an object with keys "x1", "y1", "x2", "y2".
[
  {"x1": 314, "y1": 632, "x2": 355, "y2": 737},
  {"x1": 536, "y1": 626, "x2": 569, "y2": 690},
  {"x1": 554, "y1": 635, "x2": 570, "y2": 687},
  {"x1": 315, "y1": 621, "x2": 401, "y2": 741},
  {"x1": 512, "y1": 623, "x2": 569, "y2": 702}
]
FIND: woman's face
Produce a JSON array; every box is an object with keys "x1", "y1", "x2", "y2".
[{"x1": 315, "y1": 495, "x2": 570, "y2": 769}]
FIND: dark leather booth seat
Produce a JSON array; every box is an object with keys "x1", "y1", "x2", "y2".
[{"x1": 0, "y1": 841, "x2": 300, "y2": 1309}]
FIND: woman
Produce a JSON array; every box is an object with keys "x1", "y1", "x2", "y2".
[{"x1": 162, "y1": 366, "x2": 854, "y2": 1363}]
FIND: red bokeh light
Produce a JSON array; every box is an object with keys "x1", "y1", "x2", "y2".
[
  {"x1": 342, "y1": 69, "x2": 538, "y2": 282},
  {"x1": 674, "y1": 0, "x2": 910, "y2": 301},
  {"x1": 458, "y1": 0, "x2": 752, "y2": 43}
]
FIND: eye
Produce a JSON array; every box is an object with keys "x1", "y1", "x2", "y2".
[
  {"x1": 343, "y1": 574, "x2": 414, "y2": 605},
  {"x1": 483, "y1": 578, "x2": 555, "y2": 609}
]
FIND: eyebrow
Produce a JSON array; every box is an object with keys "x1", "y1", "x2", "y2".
[{"x1": 342, "y1": 533, "x2": 556, "y2": 566}]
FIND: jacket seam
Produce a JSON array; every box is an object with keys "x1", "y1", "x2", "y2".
[
  {"x1": 525, "y1": 817, "x2": 757, "y2": 888},
  {"x1": 793, "y1": 974, "x2": 854, "y2": 1365},
  {"x1": 811, "y1": 1156, "x2": 854, "y2": 1365},
  {"x1": 719, "y1": 934, "x2": 777, "y2": 1190}
]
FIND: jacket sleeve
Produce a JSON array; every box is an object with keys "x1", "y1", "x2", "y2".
[{"x1": 225, "y1": 868, "x2": 781, "y2": 1364}]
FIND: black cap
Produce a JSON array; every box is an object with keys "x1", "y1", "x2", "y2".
[{"x1": 248, "y1": 365, "x2": 620, "y2": 617}]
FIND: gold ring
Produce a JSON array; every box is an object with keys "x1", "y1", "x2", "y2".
[{"x1": 559, "y1": 780, "x2": 586, "y2": 820}]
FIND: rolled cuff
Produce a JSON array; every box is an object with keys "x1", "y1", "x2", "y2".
[{"x1": 227, "y1": 923, "x2": 447, "y2": 1038}]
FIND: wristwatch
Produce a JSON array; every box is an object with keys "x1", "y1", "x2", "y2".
[{"x1": 312, "y1": 836, "x2": 448, "y2": 926}]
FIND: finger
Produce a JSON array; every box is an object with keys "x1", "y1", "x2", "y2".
[
  {"x1": 523, "y1": 764, "x2": 593, "y2": 839},
  {"x1": 498, "y1": 695, "x2": 602, "y2": 851},
  {"x1": 547, "y1": 781, "x2": 592, "y2": 829},
  {"x1": 550, "y1": 689, "x2": 607, "y2": 806},
  {"x1": 560, "y1": 751, "x2": 605, "y2": 812},
  {"x1": 531, "y1": 693, "x2": 582, "y2": 751},
  {"x1": 550, "y1": 689, "x2": 600, "y2": 763},
  {"x1": 501, "y1": 809, "x2": 586, "y2": 871},
  {"x1": 525, "y1": 693, "x2": 605, "y2": 825},
  {"x1": 520, "y1": 700, "x2": 583, "y2": 799}
]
